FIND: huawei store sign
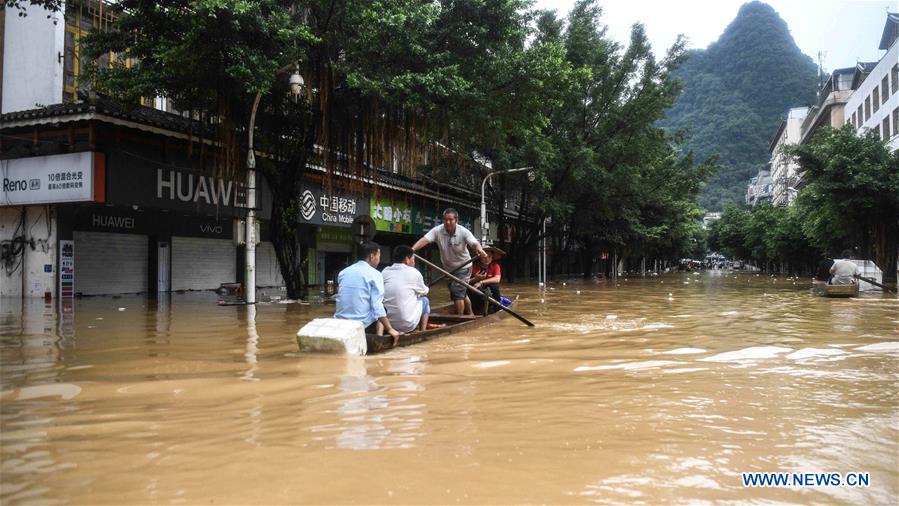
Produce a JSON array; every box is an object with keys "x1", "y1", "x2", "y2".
[{"x1": 1, "y1": 152, "x2": 105, "y2": 206}]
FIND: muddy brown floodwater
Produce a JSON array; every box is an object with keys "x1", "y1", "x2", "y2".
[{"x1": 1, "y1": 272, "x2": 897, "y2": 505}]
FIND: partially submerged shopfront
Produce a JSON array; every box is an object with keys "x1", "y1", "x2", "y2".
[
  {"x1": 297, "y1": 175, "x2": 479, "y2": 292},
  {"x1": 0, "y1": 102, "x2": 281, "y2": 297},
  {"x1": 2, "y1": 101, "x2": 492, "y2": 299}
]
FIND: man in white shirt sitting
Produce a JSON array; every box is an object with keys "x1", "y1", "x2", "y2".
[
  {"x1": 829, "y1": 249, "x2": 860, "y2": 285},
  {"x1": 382, "y1": 245, "x2": 430, "y2": 337}
]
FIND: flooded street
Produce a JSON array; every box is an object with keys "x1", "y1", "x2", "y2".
[{"x1": 1, "y1": 273, "x2": 897, "y2": 505}]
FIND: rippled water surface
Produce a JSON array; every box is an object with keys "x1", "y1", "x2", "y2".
[{"x1": 2, "y1": 272, "x2": 897, "y2": 504}]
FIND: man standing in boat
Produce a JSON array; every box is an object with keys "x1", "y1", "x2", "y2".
[
  {"x1": 334, "y1": 241, "x2": 401, "y2": 343},
  {"x1": 412, "y1": 208, "x2": 489, "y2": 315},
  {"x1": 382, "y1": 245, "x2": 431, "y2": 334}
]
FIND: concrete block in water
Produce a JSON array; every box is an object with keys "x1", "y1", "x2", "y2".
[{"x1": 296, "y1": 318, "x2": 367, "y2": 355}]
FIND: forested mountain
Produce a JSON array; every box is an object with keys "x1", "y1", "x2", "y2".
[{"x1": 661, "y1": 1, "x2": 818, "y2": 210}]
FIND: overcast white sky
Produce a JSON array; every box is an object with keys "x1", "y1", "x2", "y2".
[{"x1": 532, "y1": 0, "x2": 896, "y2": 71}]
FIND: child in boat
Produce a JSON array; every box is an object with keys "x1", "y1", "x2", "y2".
[{"x1": 469, "y1": 246, "x2": 504, "y2": 315}]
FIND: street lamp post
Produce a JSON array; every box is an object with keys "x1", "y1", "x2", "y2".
[
  {"x1": 245, "y1": 65, "x2": 303, "y2": 304},
  {"x1": 480, "y1": 166, "x2": 532, "y2": 245}
]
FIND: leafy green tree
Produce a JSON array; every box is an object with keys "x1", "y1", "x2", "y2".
[
  {"x1": 81, "y1": 0, "x2": 713, "y2": 287},
  {"x1": 707, "y1": 204, "x2": 750, "y2": 260},
  {"x1": 709, "y1": 203, "x2": 821, "y2": 274},
  {"x1": 84, "y1": 0, "x2": 531, "y2": 298},
  {"x1": 494, "y1": 0, "x2": 714, "y2": 278},
  {"x1": 788, "y1": 126, "x2": 899, "y2": 285}
]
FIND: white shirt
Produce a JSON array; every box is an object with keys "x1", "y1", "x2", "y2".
[
  {"x1": 830, "y1": 258, "x2": 859, "y2": 283},
  {"x1": 424, "y1": 224, "x2": 478, "y2": 271},
  {"x1": 382, "y1": 263, "x2": 429, "y2": 333}
]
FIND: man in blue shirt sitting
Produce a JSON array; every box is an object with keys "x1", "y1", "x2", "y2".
[{"x1": 334, "y1": 241, "x2": 401, "y2": 344}]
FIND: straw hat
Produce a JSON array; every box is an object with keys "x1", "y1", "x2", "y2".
[{"x1": 483, "y1": 246, "x2": 507, "y2": 260}]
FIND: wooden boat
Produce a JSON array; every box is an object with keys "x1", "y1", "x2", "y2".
[
  {"x1": 365, "y1": 296, "x2": 519, "y2": 354},
  {"x1": 812, "y1": 283, "x2": 859, "y2": 298}
]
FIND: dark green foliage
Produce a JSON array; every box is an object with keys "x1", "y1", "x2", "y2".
[
  {"x1": 83, "y1": 0, "x2": 533, "y2": 297},
  {"x1": 81, "y1": 0, "x2": 715, "y2": 285},
  {"x1": 488, "y1": 0, "x2": 716, "y2": 277},
  {"x1": 708, "y1": 125, "x2": 899, "y2": 283},
  {"x1": 660, "y1": 1, "x2": 818, "y2": 210},
  {"x1": 788, "y1": 126, "x2": 899, "y2": 284},
  {"x1": 707, "y1": 203, "x2": 819, "y2": 273},
  {"x1": 5, "y1": 0, "x2": 61, "y2": 15}
]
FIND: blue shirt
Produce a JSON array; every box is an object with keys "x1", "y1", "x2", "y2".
[{"x1": 334, "y1": 260, "x2": 387, "y2": 327}]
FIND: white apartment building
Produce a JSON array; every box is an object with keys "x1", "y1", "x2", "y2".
[
  {"x1": 799, "y1": 67, "x2": 855, "y2": 146},
  {"x1": 768, "y1": 107, "x2": 809, "y2": 206},
  {"x1": 745, "y1": 167, "x2": 773, "y2": 207},
  {"x1": 845, "y1": 13, "x2": 899, "y2": 152}
]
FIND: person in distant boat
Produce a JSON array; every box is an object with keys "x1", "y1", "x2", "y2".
[
  {"x1": 412, "y1": 208, "x2": 488, "y2": 316},
  {"x1": 334, "y1": 241, "x2": 400, "y2": 343},
  {"x1": 814, "y1": 255, "x2": 834, "y2": 285},
  {"x1": 382, "y1": 245, "x2": 430, "y2": 336},
  {"x1": 469, "y1": 246, "x2": 504, "y2": 315},
  {"x1": 829, "y1": 249, "x2": 859, "y2": 285}
]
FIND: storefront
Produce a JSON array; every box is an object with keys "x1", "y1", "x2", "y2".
[
  {"x1": 1, "y1": 151, "x2": 105, "y2": 298},
  {"x1": 370, "y1": 192, "x2": 477, "y2": 279},
  {"x1": 48, "y1": 145, "x2": 279, "y2": 296},
  {"x1": 60, "y1": 203, "x2": 241, "y2": 294},
  {"x1": 3, "y1": 101, "x2": 495, "y2": 299},
  {"x1": 297, "y1": 178, "x2": 369, "y2": 290}
]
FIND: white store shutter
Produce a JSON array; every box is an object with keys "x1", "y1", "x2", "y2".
[
  {"x1": 256, "y1": 241, "x2": 285, "y2": 288},
  {"x1": 74, "y1": 231, "x2": 148, "y2": 295},
  {"x1": 172, "y1": 237, "x2": 236, "y2": 291}
]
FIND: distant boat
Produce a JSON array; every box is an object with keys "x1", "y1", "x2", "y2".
[{"x1": 812, "y1": 283, "x2": 859, "y2": 298}]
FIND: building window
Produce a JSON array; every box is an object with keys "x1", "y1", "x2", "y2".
[
  {"x1": 865, "y1": 96, "x2": 871, "y2": 121},
  {"x1": 893, "y1": 64, "x2": 899, "y2": 95},
  {"x1": 857, "y1": 105, "x2": 863, "y2": 125},
  {"x1": 63, "y1": 1, "x2": 119, "y2": 103},
  {"x1": 883, "y1": 76, "x2": 890, "y2": 104},
  {"x1": 893, "y1": 107, "x2": 899, "y2": 137},
  {"x1": 851, "y1": 112, "x2": 857, "y2": 128},
  {"x1": 873, "y1": 87, "x2": 880, "y2": 113},
  {"x1": 883, "y1": 117, "x2": 890, "y2": 141}
]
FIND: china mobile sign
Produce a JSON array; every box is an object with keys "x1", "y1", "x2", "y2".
[
  {"x1": 298, "y1": 182, "x2": 368, "y2": 228},
  {"x1": 1, "y1": 152, "x2": 105, "y2": 206}
]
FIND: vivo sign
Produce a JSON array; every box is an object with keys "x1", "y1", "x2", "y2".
[{"x1": 1, "y1": 152, "x2": 101, "y2": 206}]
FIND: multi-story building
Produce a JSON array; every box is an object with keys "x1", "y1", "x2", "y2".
[
  {"x1": 745, "y1": 166, "x2": 773, "y2": 207},
  {"x1": 844, "y1": 12, "x2": 899, "y2": 151},
  {"x1": 758, "y1": 67, "x2": 854, "y2": 200},
  {"x1": 1, "y1": 0, "x2": 140, "y2": 113},
  {"x1": 768, "y1": 106, "x2": 809, "y2": 206},
  {"x1": 799, "y1": 67, "x2": 855, "y2": 146}
]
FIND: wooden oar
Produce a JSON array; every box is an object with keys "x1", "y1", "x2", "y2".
[
  {"x1": 414, "y1": 253, "x2": 535, "y2": 327},
  {"x1": 427, "y1": 256, "x2": 476, "y2": 287},
  {"x1": 855, "y1": 274, "x2": 898, "y2": 294}
]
